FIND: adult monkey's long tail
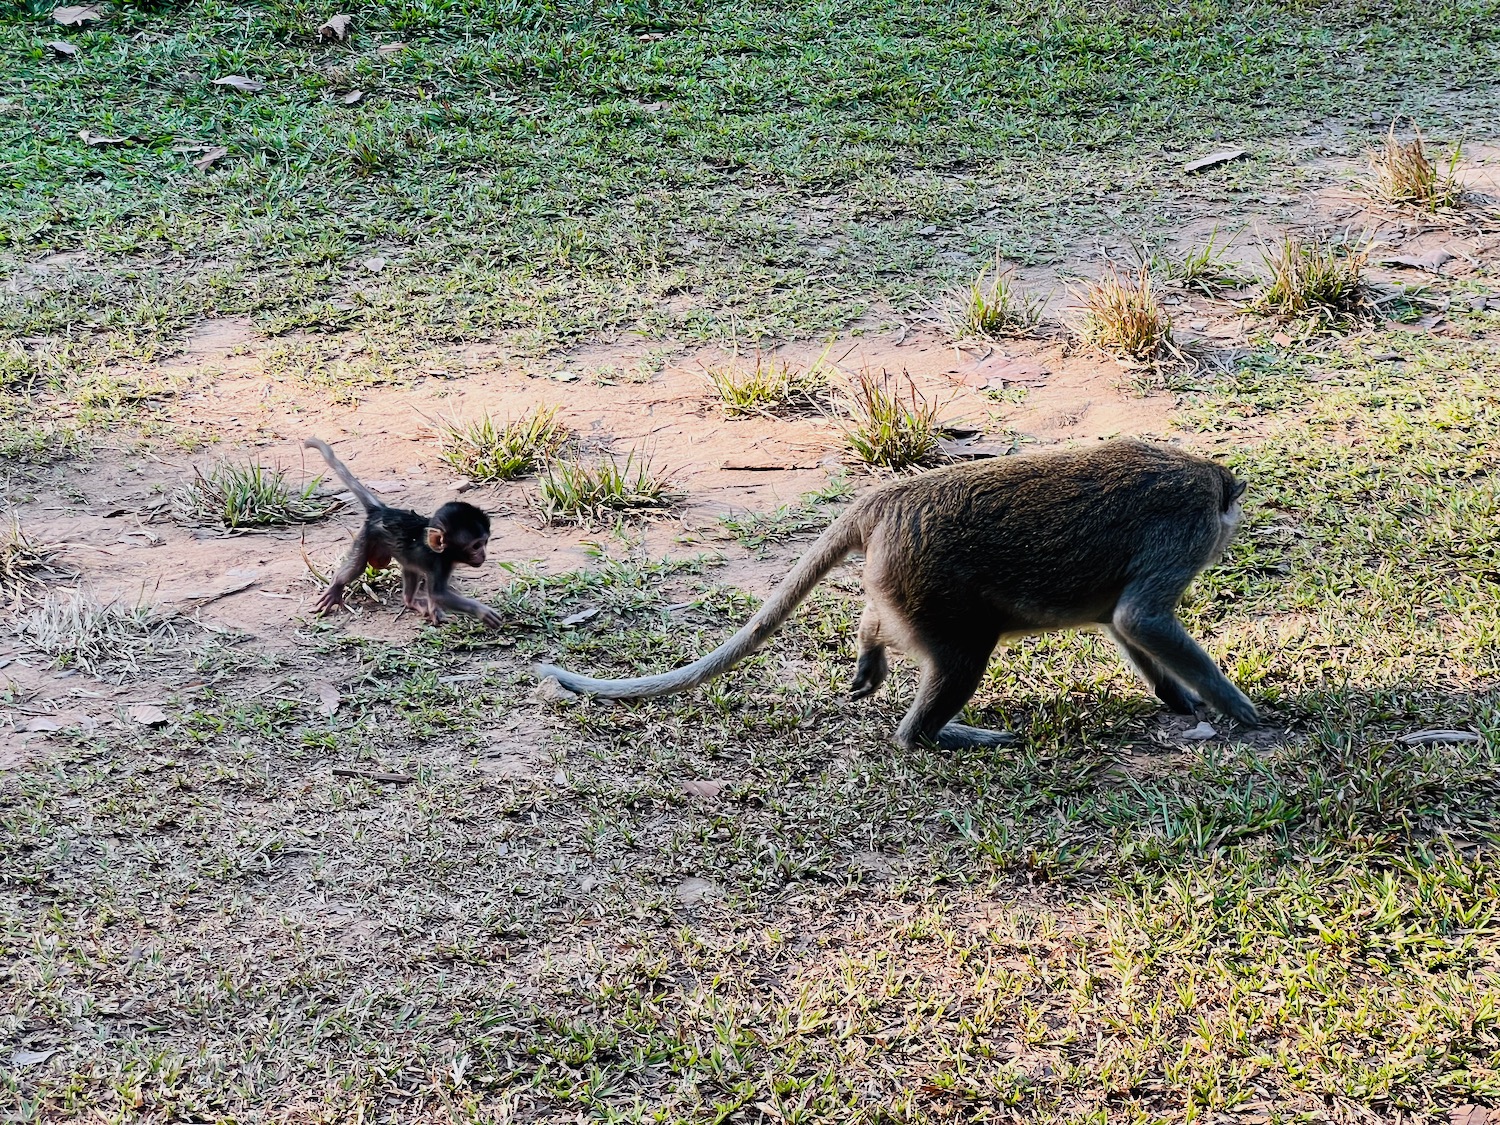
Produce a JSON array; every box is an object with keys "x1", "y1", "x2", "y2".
[{"x1": 533, "y1": 508, "x2": 868, "y2": 699}]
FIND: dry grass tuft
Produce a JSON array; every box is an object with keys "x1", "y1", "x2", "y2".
[
  {"x1": 0, "y1": 516, "x2": 60, "y2": 598},
  {"x1": 1368, "y1": 122, "x2": 1462, "y2": 210},
  {"x1": 1255, "y1": 232, "x2": 1369, "y2": 323},
  {"x1": 1073, "y1": 266, "x2": 1173, "y2": 361},
  {"x1": 436, "y1": 406, "x2": 569, "y2": 481},
  {"x1": 843, "y1": 371, "x2": 945, "y2": 470},
  {"x1": 20, "y1": 590, "x2": 183, "y2": 675}
]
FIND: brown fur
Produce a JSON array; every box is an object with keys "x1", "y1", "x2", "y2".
[{"x1": 534, "y1": 439, "x2": 1258, "y2": 748}]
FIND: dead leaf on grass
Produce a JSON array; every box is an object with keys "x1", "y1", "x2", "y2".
[
  {"x1": 340, "y1": 90, "x2": 365, "y2": 105},
  {"x1": 1380, "y1": 250, "x2": 1454, "y2": 273},
  {"x1": 319, "y1": 13, "x2": 352, "y2": 41},
  {"x1": 11, "y1": 1048, "x2": 59, "y2": 1067},
  {"x1": 1270, "y1": 331, "x2": 1293, "y2": 347},
  {"x1": 533, "y1": 676, "x2": 578, "y2": 703},
  {"x1": 52, "y1": 5, "x2": 103, "y2": 26},
  {"x1": 361, "y1": 256, "x2": 386, "y2": 273},
  {"x1": 560, "y1": 606, "x2": 600, "y2": 627},
  {"x1": 1183, "y1": 147, "x2": 1247, "y2": 173},
  {"x1": 1179, "y1": 721, "x2": 1218, "y2": 742},
  {"x1": 192, "y1": 145, "x2": 228, "y2": 171},
  {"x1": 213, "y1": 75, "x2": 265, "y2": 94},
  {"x1": 78, "y1": 129, "x2": 129, "y2": 146},
  {"x1": 127, "y1": 704, "x2": 168, "y2": 726},
  {"x1": 311, "y1": 680, "x2": 340, "y2": 716},
  {"x1": 674, "y1": 877, "x2": 720, "y2": 907},
  {"x1": 1399, "y1": 728, "x2": 1481, "y2": 746},
  {"x1": 376, "y1": 41, "x2": 406, "y2": 55},
  {"x1": 332, "y1": 765, "x2": 414, "y2": 784},
  {"x1": 682, "y1": 779, "x2": 726, "y2": 800},
  {"x1": 47, "y1": 40, "x2": 79, "y2": 57}
]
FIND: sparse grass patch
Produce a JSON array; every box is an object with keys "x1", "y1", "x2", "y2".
[
  {"x1": 1368, "y1": 121, "x2": 1463, "y2": 210},
  {"x1": 704, "y1": 353, "x2": 832, "y2": 417},
  {"x1": 0, "y1": 414, "x2": 82, "y2": 464},
  {"x1": 0, "y1": 515, "x2": 58, "y2": 598},
  {"x1": 1073, "y1": 265, "x2": 1174, "y2": 361},
  {"x1": 948, "y1": 260, "x2": 1044, "y2": 338},
  {"x1": 1147, "y1": 229, "x2": 1252, "y2": 294},
  {"x1": 19, "y1": 590, "x2": 184, "y2": 675},
  {"x1": 718, "y1": 476, "x2": 852, "y2": 551},
  {"x1": 436, "y1": 406, "x2": 569, "y2": 482},
  {"x1": 172, "y1": 462, "x2": 335, "y2": 530},
  {"x1": 1255, "y1": 232, "x2": 1370, "y2": 324},
  {"x1": 843, "y1": 371, "x2": 945, "y2": 470},
  {"x1": 538, "y1": 452, "x2": 678, "y2": 524}
]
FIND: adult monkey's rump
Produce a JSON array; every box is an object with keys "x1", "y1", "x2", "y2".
[{"x1": 533, "y1": 439, "x2": 1260, "y2": 749}]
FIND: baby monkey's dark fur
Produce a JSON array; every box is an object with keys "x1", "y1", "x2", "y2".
[
  {"x1": 535, "y1": 440, "x2": 1259, "y2": 749},
  {"x1": 305, "y1": 438, "x2": 501, "y2": 628}
]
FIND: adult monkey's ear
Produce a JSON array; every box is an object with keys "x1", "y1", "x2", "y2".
[{"x1": 426, "y1": 526, "x2": 446, "y2": 553}]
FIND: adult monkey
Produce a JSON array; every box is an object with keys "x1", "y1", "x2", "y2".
[{"x1": 534, "y1": 440, "x2": 1259, "y2": 749}]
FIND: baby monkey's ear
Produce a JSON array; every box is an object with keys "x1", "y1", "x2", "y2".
[{"x1": 425, "y1": 526, "x2": 446, "y2": 553}]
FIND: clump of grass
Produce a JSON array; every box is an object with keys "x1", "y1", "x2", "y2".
[
  {"x1": 437, "y1": 406, "x2": 569, "y2": 481},
  {"x1": 1368, "y1": 122, "x2": 1462, "y2": 210},
  {"x1": 705, "y1": 353, "x2": 830, "y2": 417},
  {"x1": 0, "y1": 417, "x2": 82, "y2": 464},
  {"x1": 21, "y1": 591, "x2": 181, "y2": 675},
  {"x1": 538, "y1": 452, "x2": 678, "y2": 524},
  {"x1": 1254, "y1": 233, "x2": 1369, "y2": 322},
  {"x1": 0, "y1": 517, "x2": 58, "y2": 598},
  {"x1": 173, "y1": 462, "x2": 335, "y2": 529},
  {"x1": 1074, "y1": 266, "x2": 1173, "y2": 361},
  {"x1": 719, "y1": 475, "x2": 851, "y2": 551},
  {"x1": 843, "y1": 371, "x2": 945, "y2": 470},
  {"x1": 949, "y1": 260, "x2": 1044, "y2": 338},
  {"x1": 1147, "y1": 229, "x2": 1251, "y2": 294}
]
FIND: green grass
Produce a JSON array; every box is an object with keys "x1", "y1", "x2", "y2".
[
  {"x1": 436, "y1": 405, "x2": 569, "y2": 482},
  {"x1": 537, "y1": 450, "x2": 679, "y2": 524},
  {"x1": 949, "y1": 259, "x2": 1045, "y2": 338},
  {"x1": 1255, "y1": 232, "x2": 1370, "y2": 325},
  {"x1": 843, "y1": 370, "x2": 946, "y2": 470},
  {"x1": 7, "y1": 323, "x2": 1500, "y2": 1118},
  {"x1": 704, "y1": 353, "x2": 831, "y2": 417},
  {"x1": 3, "y1": 0, "x2": 1497, "y2": 372},
  {"x1": 171, "y1": 460, "x2": 334, "y2": 528}
]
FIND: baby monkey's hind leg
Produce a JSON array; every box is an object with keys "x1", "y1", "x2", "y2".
[
  {"x1": 315, "y1": 533, "x2": 370, "y2": 615},
  {"x1": 849, "y1": 603, "x2": 890, "y2": 700}
]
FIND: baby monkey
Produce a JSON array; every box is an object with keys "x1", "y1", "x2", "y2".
[
  {"x1": 304, "y1": 438, "x2": 501, "y2": 629},
  {"x1": 535, "y1": 440, "x2": 1259, "y2": 749}
]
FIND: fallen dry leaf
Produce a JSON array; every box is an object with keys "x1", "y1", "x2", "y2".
[
  {"x1": 361, "y1": 256, "x2": 386, "y2": 273},
  {"x1": 127, "y1": 704, "x2": 168, "y2": 727},
  {"x1": 319, "y1": 13, "x2": 352, "y2": 41},
  {"x1": 192, "y1": 145, "x2": 228, "y2": 171},
  {"x1": 311, "y1": 680, "x2": 341, "y2": 717},
  {"x1": 1399, "y1": 728, "x2": 1481, "y2": 746},
  {"x1": 212, "y1": 75, "x2": 265, "y2": 94},
  {"x1": 11, "y1": 1048, "x2": 59, "y2": 1067},
  {"x1": 340, "y1": 89, "x2": 364, "y2": 105},
  {"x1": 78, "y1": 129, "x2": 128, "y2": 146},
  {"x1": 560, "y1": 606, "x2": 600, "y2": 627},
  {"x1": 1183, "y1": 147, "x2": 1247, "y2": 174},
  {"x1": 682, "y1": 779, "x2": 726, "y2": 800},
  {"x1": 1270, "y1": 331, "x2": 1293, "y2": 347},
  {"x1": 1380, "y1": 250, "x2": 1454, "y2": 273},
  {"x1": 1450, "y1": 1108, "x2": 1493, "y2": 1125},
  {"x1": 47, "y1": 40, "x2": 79, "y2": 57},
  {"x1": 533, "y1": 676, "x2": 578, "y2": 703},
  {"x1": 52, "y1": 5, "x2": 103, "y2": 26},
  {"x1": 332, "y1": 765, "x2": 413, "y2": 784},
  {"x1": 21, "y1": 717, "x2": 65, "y2": 734},
  {"x1": 674, "y1": 877, "x2": 720, "y2": 907},
  {"x1": 1179, "y1": 721, "x2": 1218, "y2": 741},
  {"x1": 376, "y1": 41, "x2": 406, "y2": 55}
]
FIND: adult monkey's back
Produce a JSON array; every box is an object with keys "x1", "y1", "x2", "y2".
[{"x1": 533, "y1": 440, "x2": 1260, "y2": 749}]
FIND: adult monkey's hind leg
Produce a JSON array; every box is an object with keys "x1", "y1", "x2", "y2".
[
  {"x1": 1107, "y1": 626, "x2": 1203, "y2": 714},
  {"x1": 849, "y1": 603, "x2": 890, "y2": 700},
  {"x1": 893, "y1": 630, "x2": 1013, "y2": 751}
]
